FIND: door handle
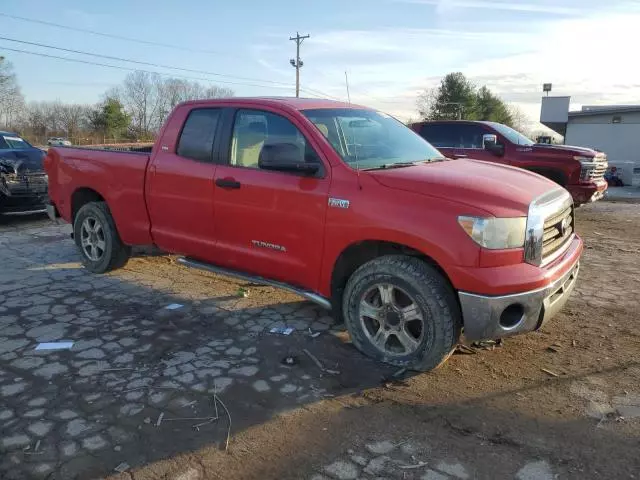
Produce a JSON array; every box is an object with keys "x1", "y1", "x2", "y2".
[{"x1": 215, "y1": 178, "x2": 241, "y2": 189}]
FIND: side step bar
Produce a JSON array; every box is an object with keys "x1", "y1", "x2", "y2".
[{"x1": 177, "y1": 257, "x2": 332, "y2": 310}]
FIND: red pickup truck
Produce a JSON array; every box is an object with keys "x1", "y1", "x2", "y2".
[
  {"x1": 410, "y1": 120, "x2": 608, "y2": 205},
  {"x1": 45, "y1": 98, "x2": 582, "y2": 371}
]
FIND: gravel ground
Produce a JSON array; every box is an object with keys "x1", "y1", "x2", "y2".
[{"x1": 0, "y1": 201, "x2": 638, "y2": 480}]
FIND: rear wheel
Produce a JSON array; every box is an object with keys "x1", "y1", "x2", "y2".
[
  {"x1": 73, "y1": 201, "x2": 130, "y2": 273},
  {"x1": 343, "y1": 255, "x2": 460, "y2": 371}
]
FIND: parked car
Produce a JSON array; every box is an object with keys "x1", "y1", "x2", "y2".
[
  {"x1": 47, "y1": 137, "x2": 72, "y2": 147},
  {"x1": 45, "y1": 98, "x2": 582, "y2": 371},
  {"x1": 0, "y1": 131, "x2": 48, "y2": 216},
  {"x1": 410, "y1": 120, "x2": 608, "y2": 205}
]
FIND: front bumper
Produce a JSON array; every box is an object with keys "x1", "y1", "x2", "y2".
[
  {"x1": 568, "y1": 180, "x2": 607, "y2": 205},
  {"x1": 459, "y1": 259, "x2": 580, "y2": 341},
  {"x1": 0, "y1": 192, "x2": 49, "y2": 216},
  {"x1": 0, "y1": 173, "x2": 49, "y2": 216}
]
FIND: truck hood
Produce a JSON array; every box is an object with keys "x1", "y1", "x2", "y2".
[
  {"x1": 368, "y1": 159, "x2": 559, "y2": 217},
  {"x1": 0, "y1": 148, "x2": 46, "y2": 174},
  {"x1": 529, "y1": 143, "x2": 605, "y2": 158}
]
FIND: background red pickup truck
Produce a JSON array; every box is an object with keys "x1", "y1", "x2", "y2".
[
  {"x1": 410, "y1": 120, "x2": 608, "y2": 205},
  {"x1": 45, "y1": 98, "x2": 582, "y2": 371}
]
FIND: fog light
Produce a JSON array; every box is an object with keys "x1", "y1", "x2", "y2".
[{"x1": 499, "y1": 304, "x2": 525, "y2": 329}]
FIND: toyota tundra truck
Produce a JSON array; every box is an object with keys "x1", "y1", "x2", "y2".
[
  {"x1": 410, "y1": 120, "x2": 608, "y2": 205},
  {"x1": 45, "y1": 98, "x2": 582, "y2": 371}
]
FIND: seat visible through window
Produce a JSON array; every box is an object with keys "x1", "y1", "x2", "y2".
[
  {"x1": 233, "y1": 121, "x2": 266, "y2": 168},
  {"x1": 231, "y1": 110, "x2": 316, "y2": 169}
]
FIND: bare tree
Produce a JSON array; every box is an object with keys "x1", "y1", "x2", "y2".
[
  {"x1": 416, "y1": 89, "x2": 437, "y2": 120},
  {"x1": 204, "y1": 85, "x2": 234, "y2": 99},
  {"x1": 2, "y1": 61, "x2": 235, "y2": 143},
  {"x1": 155, "y1": 79, "x2": 234, "y2": 127},
  {"x1": 59, "y1": 103, "x2": 91, "y2": 138},
  {"x1": 0, "y1": 58, "x2": 25, "y2": 130},
  {"x1": 24, "y1": 102, "x2": 49, "y2": 138},
  {"x1": 508, "y1": 105, "x2": 531, "y2": 135},
  {"x1": 119, "y1": 71, "x2": 164, "y2": 138}
]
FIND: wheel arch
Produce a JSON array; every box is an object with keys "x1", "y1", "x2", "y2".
[
  {"x1": 71, "y1": 187, "x2": 106, "y2": 224},
  {"x1": 329, "y1": 239, "x2": 457, "y2": 315}
]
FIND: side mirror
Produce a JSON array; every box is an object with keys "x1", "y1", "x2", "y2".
[
  {"x1": 258, "y1": 143, "x2": 319, "y2": 175},
  {"x1": 483, "y1": 134, "x2": 504, "y2": 156}
]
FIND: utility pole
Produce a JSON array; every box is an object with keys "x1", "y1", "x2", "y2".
[{"x1": 289, "y1": 32, "x2": 310, "y2": 97}]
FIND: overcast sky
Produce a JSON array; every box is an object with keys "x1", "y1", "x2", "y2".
[{"x1": 2, "y1": 0, "x2": 640, "y2": 126}]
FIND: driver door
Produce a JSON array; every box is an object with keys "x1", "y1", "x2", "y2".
[{"x1": 212, "y1": 108, "x2": 330, "y2": 290}]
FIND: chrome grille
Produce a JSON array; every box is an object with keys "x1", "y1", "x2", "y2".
[
  {"x1": 525, "y1": 188, "x2": 574, "y2": 266},
  {"x1": 542, "y1": 205, "x2": 574, "y2": 262},
  {"x1": 19, "y1": 173, "x2": 48, "y2": 193},
  {"x1": 1, "y1": 172, "x2": 48, "y2": 195},
  {"x1": 587, "y1": 160, "x2": 607, "y2": 182}
]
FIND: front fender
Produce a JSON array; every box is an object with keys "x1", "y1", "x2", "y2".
[{"x1": 318, "y1": 183, "x2": 486, "y2": 297}]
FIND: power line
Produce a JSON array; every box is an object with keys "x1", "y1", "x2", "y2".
[
  {"x1": 0, "y1": 45, "x2": 305, "y2": 91},
  {"x1": 0, "y1": 13, "x2": 226, "y2": 56},
  {"x1": 0, "y1": 36, "x2": 294, "y2": 87},
  {"x1": 0, "y1": 35, "x2": 342, "y2": 101}
]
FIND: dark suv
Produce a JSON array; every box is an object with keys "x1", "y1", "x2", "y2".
[{"x1": 0, "y1": 131, "x2": 48, "y2": 216}]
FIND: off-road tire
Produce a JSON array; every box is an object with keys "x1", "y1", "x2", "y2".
[
  {"x1": 342, "y1": 255, "x2": 460, "y2": 371},
  {"x1": 73, "y1": 201, "x2": 131, "y2": 273}
]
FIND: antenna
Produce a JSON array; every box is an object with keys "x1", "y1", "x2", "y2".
[
  {"x1": 344, "y1": 71, "x2": 362, "y2": 189},
  {"x1": 345, "y1": 71, "x2": 351, "y2": 104}
]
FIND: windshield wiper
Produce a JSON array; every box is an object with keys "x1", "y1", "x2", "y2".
[{"x1": 363, "y1": 161, "x2": 425, "y2": 171}]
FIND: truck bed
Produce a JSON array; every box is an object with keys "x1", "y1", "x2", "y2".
[{"x1": 45, "y1": 146, "x2": 154, "y2": 246}]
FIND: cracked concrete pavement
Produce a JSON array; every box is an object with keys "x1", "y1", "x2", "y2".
[
  {"x1": 1, "y1": 203, "x2": 640, "y2": 480},
  {"x1": 0, "y1": 216, "x2": 391, "y2": 479}
]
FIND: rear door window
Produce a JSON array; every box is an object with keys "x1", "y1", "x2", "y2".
[
  {"x1": 177, "y1": 109, "x2": 221, "y2": 162},
  {"x1": 419, "y1": 124, "x2": 457, "y2": 148}
]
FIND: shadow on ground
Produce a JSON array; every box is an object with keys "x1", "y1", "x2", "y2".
[{"x1": 0, "y1": 219, "x2": 400, "y2": 479}]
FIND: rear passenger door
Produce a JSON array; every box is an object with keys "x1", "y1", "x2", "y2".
[
  {"x1": 418, "y1": 123, "x2": 457, "y2": 158},
  {"x1": 419, "y1": 123, "x2": 499, "y2": 163},
  {"x1": 147, "y1": 108, "x2": 221, "y2": 261}
]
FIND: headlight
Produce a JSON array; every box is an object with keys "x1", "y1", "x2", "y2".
[{"x1": 458, "y1": 216, "x2": 526, "y2": 249}]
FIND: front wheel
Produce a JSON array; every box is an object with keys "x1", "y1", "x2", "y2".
[
  {"x1": 342, "y1": 255, "x2": 460, "y2": 372},
  {"x1": 73, "y1": 201, "x2": 131, "y2": 273}
]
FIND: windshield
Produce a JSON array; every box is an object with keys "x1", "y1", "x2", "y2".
[
  {"x1": 0, "y1": 134, "x2": 32, "y2": 150},
  {"x1": 302, "y1": 108, "x2": 445, "y2": 170},
  {"x1": 486, "y1": 122, "x2": 534, "y2": 146}
]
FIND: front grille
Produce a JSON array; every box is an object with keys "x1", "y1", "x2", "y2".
[
  {"x1": 542, "y1": 205, "x2": 574, "y2": 261},
  {"x1": 5, "y1": 173, "x2": 48, "y2": 195},
  {"x1": 587, "y1": 160, "x2": 607, "y2": 182}
]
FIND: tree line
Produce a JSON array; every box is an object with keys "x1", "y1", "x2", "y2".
[
  {"x1": 417, "y1": 72, "x2": 530, "y2": 133},
  {"x1": 0, "y1": 57, "x2": 233, "y2": 145},
  {"x1": 1, "y1": 55, "x2": 538, "y2": 145}
]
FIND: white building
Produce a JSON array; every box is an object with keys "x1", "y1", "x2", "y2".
[{"x1": 540, "y1": 97, "x2": 640, "y2": 186}]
